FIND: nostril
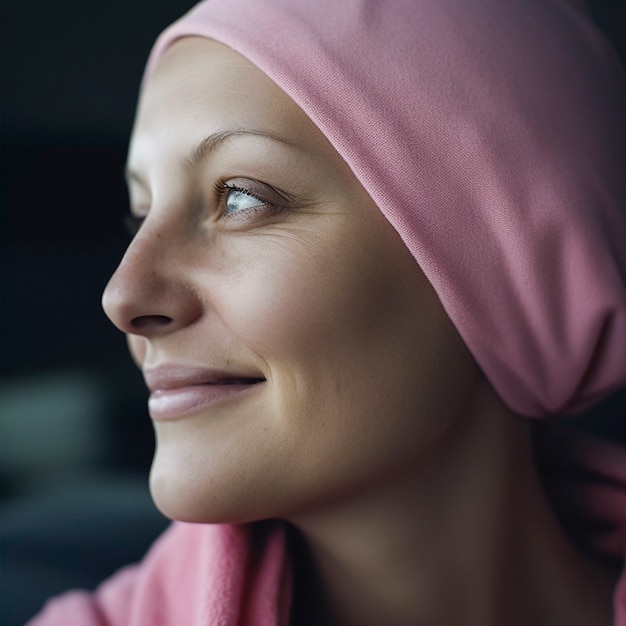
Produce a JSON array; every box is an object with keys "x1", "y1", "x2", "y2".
[{"x1": 131, "y1": 315, "x2": 174, "y2": 329}]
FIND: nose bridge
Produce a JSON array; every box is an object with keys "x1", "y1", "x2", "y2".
[{"x1": 102, "y1": 220, "x2": 202, "y2": 335}]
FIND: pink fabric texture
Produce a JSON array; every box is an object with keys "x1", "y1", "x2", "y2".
[{"x1": 27, "y1": 521, "x2": 291, "y2": 626}]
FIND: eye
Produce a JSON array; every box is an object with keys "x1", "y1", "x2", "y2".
[
  {"x1": 214, "y1": 177, "x2": 289, "y2": 223},
  {"x1": 223, "y1": 185, "x2": 268, "y2": 216}
]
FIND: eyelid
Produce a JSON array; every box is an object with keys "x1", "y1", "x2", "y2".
[
  {"x1": 220, "y1": 177, "x2": 291, "y2": 207},
  {"x1": 214, "y1": 177, "x2": 293, "y2": 225},
  {"x1": 223, "y1": 183, "x2": 268, "y2": 210}
]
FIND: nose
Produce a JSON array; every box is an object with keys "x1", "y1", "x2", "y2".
[{"x1": 102, "y1": 225, "x2": 203, "y2": 338}]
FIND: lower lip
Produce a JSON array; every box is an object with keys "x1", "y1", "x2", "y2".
[{"x1": 148, "y1": 383, "x2": 263, "y2": 421}]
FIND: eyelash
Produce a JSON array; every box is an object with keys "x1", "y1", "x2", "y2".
[{"x1": 213, "y1": 180, "x2": 274, "y2": 220}]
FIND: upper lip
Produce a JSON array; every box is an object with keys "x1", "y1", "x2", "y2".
[{"x1": 143, "y1": 364, "x2": 265, "y2": 392}]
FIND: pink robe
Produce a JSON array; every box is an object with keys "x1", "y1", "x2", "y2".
[{"x1": 26, "y1": 521, "x2": 292, "y2": 626}]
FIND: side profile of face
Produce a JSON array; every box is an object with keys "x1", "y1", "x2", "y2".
[{"x1": 102, "y1": 37, "x2": 480, "y2": 524}]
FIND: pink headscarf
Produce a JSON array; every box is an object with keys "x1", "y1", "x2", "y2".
[{"x1": 143, "y1": 0, "x2": 626, "y2": 561}]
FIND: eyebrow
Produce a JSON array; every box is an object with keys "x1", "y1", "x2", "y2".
[{"x1": 124, "y1": 128, "x2": 294, "y2": 186}]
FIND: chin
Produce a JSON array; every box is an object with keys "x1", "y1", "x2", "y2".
[
  {"x1": 149, "y1": 461, "x2": 230, "y2": 524},
  {"x1": 147, "y1": 449, "x2": 281, "y2": 525}
]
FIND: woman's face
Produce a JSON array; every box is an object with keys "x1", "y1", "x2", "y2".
[{"x1": 102, "y1": 38, "x2": 479, "y2": 523}]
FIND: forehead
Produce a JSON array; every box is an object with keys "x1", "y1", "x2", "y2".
[{"x1": 129, "y1": 37, "x2": 322, "y2": 163}]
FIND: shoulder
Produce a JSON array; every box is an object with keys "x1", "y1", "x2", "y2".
[{"x1": 26, "y1": 521, "x2": 290, "y2": 626}]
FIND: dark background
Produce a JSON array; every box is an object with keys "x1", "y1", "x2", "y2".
[
  {"x1": 0, "y1": 1, "x2": 625, "y2": 624},
  {"x1": 1, "y1": 0, "x2": 199, "y2": 481},
  {"x1": 1, "y1": 3, "x2": 197, "y2": 624}
]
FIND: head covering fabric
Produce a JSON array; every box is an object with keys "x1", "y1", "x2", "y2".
[{"x1": 143, "y1": 0, "x2": 626, "y2": 419}]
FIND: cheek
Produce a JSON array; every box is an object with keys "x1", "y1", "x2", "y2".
[
  {"x1": 212, "y1": 223, "x2": 475, "y2": 467},
  {"x1": 211, "y1": 225, "x2": 398, "y2": 362}
]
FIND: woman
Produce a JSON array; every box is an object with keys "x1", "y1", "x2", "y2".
[{"x1": 30, "y1": 0, "x2": 626, "y2": 624}]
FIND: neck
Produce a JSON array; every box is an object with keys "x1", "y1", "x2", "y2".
[{"x1": 287, "y1": 382, "x2": 616, "y2": 626}]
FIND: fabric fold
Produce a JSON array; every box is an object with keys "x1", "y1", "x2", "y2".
[{"x1": 28, "y1": 521, "x2": 291, "y2": 626}]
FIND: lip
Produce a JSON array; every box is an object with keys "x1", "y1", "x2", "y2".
[{"x1": 144, "y1": 364, "x2": 265, "y2": 421}]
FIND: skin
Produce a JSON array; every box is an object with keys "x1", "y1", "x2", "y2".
[{"x1": 102, "y1": 38, "x2": 616, "y2": 626}]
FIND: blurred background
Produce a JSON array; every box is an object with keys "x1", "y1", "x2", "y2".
[
  {"x1": 0, "y1": 1, "x2": 624, "y2": 624},
  {"x1": 1, "y1": 2, "x2": 195, "y2": 623}
]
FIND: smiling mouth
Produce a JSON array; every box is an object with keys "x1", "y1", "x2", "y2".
[
  {"x1": 148, "y1": 379, "x2": 265, "y2": 421},
  {"x1": 143, "y1": 366, "x2": 266, "y2": 420}
]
